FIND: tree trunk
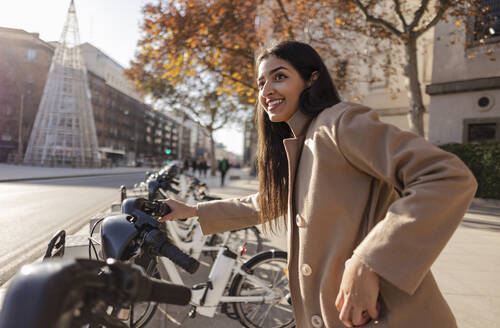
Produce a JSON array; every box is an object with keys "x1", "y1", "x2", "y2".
[
  {"x1": 404, "y1": 36, "x2": 425, "y2": 137},
  {"x1": 209, "y1": 132, "x2": 217, "y2": 177}
]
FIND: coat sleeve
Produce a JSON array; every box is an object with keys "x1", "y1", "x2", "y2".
[
  {"x1": 197, "y1": 192, "x2": 261, "y2": 235},
  {"x1": 336, "y1": 105, "x2": 477, "y2": 295}
]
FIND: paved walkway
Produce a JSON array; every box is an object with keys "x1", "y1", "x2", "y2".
[
  {"x1": 0, "y1": 163, "x2": 154, "y2": 182},
  {"x1": 0, "y1": 164, "x2": 499, "y2": 327}
]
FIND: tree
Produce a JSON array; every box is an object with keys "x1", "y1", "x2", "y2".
[
  {"x1": 264, "y1": 0, "x2": 482, "y2": 136},
  {"x1": 126, "y1": 0, "x2": 262, "y2": 170},
  {"x1": 127, "y1": 0, "x2": 261, "y2": 103},
  {"x1": 159, "y1": 72, "x2": 245, "y2": 175}
]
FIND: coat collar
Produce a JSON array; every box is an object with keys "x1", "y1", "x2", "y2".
[
  {"x1": 286, "y1": 109, "x2": 314, "y2": 138},
  {"x1": 283, "y1": 109, "x2": 313, "y2": 269}
]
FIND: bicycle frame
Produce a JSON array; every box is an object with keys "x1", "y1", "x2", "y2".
[
  {"x1": 156, "y1": 246, "x2": 283, "y2": 318},
  {"x1": 164, "y1": 219, "x2": 232, "y2": 260}
]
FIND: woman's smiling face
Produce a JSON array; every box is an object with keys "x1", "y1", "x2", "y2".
[{"x1": 257, "y1": 55, "x2": 307, "y2": 122}]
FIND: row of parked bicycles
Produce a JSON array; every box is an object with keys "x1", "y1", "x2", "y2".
[{"x1": 0, "y1": 164, "x2": 294, "y2": 328}]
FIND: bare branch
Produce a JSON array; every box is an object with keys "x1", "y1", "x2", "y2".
[
  {"x1": 213, "y1": 114, "x2": 232, "y2": 131},
  {"x1": 408, "y1": 0, "x2": 431, "y2": 30},
  {"x1": 274, "y1": 0, "x2": 295, "y2": 39},
  {"x1": 353, "y1": 0, "x2": 403, "y2": 36},
  {"x1": 415, "y1": 0, "x2": 451, "y2": 37},
  {"x1": 393, "y1": 0, "x2": 408, "y2": 30}
]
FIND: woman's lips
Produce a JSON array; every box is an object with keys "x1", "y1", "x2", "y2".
[{"x1": 267, "y1": 99, "x2": 284, "y2": 111}]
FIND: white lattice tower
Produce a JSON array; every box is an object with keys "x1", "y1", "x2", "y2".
[{"x1": 24, "y1": 0, "x2": 99, "y2": 167}]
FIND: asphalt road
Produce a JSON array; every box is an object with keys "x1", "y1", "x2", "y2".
[{"x1": 0, "y1": 172, "x2": 147, "y2": 285}]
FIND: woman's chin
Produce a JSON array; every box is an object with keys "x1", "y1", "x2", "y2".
[
  {"x1": 267, "y1": 109, "x2": 293, "y2": 123},
  {"x1": 268, "y1": 115, "x2": 285, "y2": 123}
]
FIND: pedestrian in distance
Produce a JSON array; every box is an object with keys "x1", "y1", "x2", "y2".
[
  {"x1": 183, "y1": 158, "x2": 190, "y2": 174},
  {"x1": 159, "y1": 41, "x2": 477, "y2": 328},
  {"x1": 191, "y1": 159, "x2": 198, "y2": 176},
  {"x1": 200, "y1": 159, "x2": 208, "y2": 178},
  {"x1": 218, "y1": 157, "x2": 230, "y2": 187}
]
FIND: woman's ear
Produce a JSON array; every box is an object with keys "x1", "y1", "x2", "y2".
[{"x1": 307, "y1": 71, "x2": 319, "y2": 87}]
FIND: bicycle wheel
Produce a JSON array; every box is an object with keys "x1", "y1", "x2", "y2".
[
  {"x1": 229, "y1": 250, "x2": 294, "y2": 328},
  {"x1": 127, "y1": 257, "x2": 159, "y2": 327},
  {"x1": 206, "y1": 226, "x2": 263, "y2": 260}
]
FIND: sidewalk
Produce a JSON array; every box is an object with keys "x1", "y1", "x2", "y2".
[
  {"x1": 0, "y1": 164, "x2": 499, "y2": 327},
  {"x1": 0, "y1": 163, "x2": 154, "y2": 182}
]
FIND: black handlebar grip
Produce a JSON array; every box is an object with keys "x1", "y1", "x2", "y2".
[
  {"x1": 159, "y1": 241, "x2": 200, "y2": 274},
  {"x1": 145, "y1": 279, "x2": 192, "y2": 305},
  {"x1": 167, "y1": 185, "x2": 180, "y2": 195}
]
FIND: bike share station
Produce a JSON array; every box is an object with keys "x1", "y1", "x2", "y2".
[{"x1": 3, "y1": 165, "x2": 294, "y2": 328}]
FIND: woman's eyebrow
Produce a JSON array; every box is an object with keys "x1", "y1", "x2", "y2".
[{"x1": 257, "y1": 66, "x2": 288, "y2": 81}]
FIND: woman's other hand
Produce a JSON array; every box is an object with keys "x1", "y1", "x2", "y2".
[
  {"x1": 335, "y1": 255, "x2": 380, "y2": 327},
  {"x1": 157, "y1": 199, "x2": 197, "y2": 222}
]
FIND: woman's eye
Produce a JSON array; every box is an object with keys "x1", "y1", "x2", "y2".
[
  {"x1": 274, "y1": 73, "x2": 286, "y2": 81},
  {"x1": 257, "y1": 81, "x2": 265, "y2": 89}
]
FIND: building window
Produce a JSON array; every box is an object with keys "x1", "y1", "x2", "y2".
[
  {"x1": 25, "y1": 49, "x2": 37, "y2": 62},
  {"x1": 469, "y1": 123, "x2": 496, "y2": 141},
  {"x1": 467, "y1": 0, "x2": 500, "y2": 46},
  {"x1": 463, "y1": 118, "x2": 500, "y2": 142}
]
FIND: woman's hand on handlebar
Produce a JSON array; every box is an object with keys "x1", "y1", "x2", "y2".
[{"x1": 158, "y1": 199, "x2": 197, "y2": 222}]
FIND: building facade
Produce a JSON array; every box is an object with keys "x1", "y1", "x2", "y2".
[
  {"x1": 0, "y1": 27, "x2": 53, "y2": 162},
  {"x1": 256, "y1": 1, "x2": 435, "y2": 136},
  {"x1": 427, "y1": 1, "x2": 500, "y2": 145},
  {"x1": 0, "y1": 26, "x2": 202, "y2": 166},
  {"x1": 80, "y1": 42, "x2": 143, "y2": 102}
]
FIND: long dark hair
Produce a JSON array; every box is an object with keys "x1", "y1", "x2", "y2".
[{"x1": 256, "y1": 41, "x2": 341, "y2": 232}]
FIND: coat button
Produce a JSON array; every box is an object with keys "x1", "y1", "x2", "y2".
[
  {"x1": 295, "y1": 213, "x2": 306, "y2": 227},
  {"x1": 301, "y1": 263, "x2": 312, "y2": 276},
  {"x1": 311, "y1": 314, "x2": 323, "y2": 328}
]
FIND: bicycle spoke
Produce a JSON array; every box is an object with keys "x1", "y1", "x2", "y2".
[
  {"x1": 232, "y1": 252, "x2": 293, "y2": 328},
  {"x1": 256, "y1": 303, "x2": 274, "y2": 327},
  {"x1": 247, "y1": 302, "x2": 264, "y2": 321}
]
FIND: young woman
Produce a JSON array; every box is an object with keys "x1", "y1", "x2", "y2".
[{"x1": 159, "y1": 41, "x2": 477, "y2": 328}]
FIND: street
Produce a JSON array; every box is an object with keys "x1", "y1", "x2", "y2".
[
  {"x1": 0, "y1": 172, "x2": 147, "y2": 285},
  {"x1": 0, "y1": 167, "x2": 499, "y2": 327}
]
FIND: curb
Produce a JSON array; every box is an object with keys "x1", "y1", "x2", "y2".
[{"x1": 0, "y1": 171, "x2": 149, "y2": 183}]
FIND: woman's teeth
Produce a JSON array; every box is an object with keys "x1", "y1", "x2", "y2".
[{"x1": 268, "y1": 99, "x2": 283, "y2": 109}]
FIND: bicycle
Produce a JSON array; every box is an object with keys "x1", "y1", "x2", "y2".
[
  {"x1": 141, "y1": 170, "x2": 264, "y2": 260},
  {"x1": 99, "y1": 197, "x2": 294, "y2": 328},
  {"x1": 0, "y1": 258, "x2": 191, "y2": 328}
]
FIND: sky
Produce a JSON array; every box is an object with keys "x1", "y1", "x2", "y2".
[{"x1": 0, "y1": 0, "x2": 244, "y2": 155}]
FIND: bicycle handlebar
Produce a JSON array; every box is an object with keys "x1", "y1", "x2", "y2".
[
  {"x1": 143, "y1": 230, "x2": 200, "y2": 274},
  {"x1": 145, "y1": 274, "x2": 192, "y2": 304},
  {"x1": 0, "y1": 259, "x2": 191, "y2": 328},
  {"x1": 109, "y1": 198, "x2": 200, "y2": 274}
]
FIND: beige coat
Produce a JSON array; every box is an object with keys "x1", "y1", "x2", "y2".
[{"x1": 197, "y1": 102, "x2": 477, "y2": 328}]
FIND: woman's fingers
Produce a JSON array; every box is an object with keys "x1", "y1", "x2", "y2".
[
  {"x1": 351, "y1": 307, "x2": 370, "y2": 326},
  {"x1": 338, "y1": 292, "x2": 375, "y2": 327},
  {"x1": 335, "y1": 288, "x2": 344, "y2": 312},
  {"x1": 338, "y1": 297, "x2": 353, "y2": 327},
  {"x1": 367, "y1": 301, "x2": 380, "y2": 319},
  {"x1": 157, "y1": 199, "x2": 197, "y2": 222},
  {"x1": 336, "y1": 255, "x2": 381, "y2": 326}
]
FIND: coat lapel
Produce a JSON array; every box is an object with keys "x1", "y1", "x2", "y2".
[{"x1": 283, "y1": 136, "x2": 303, "y2": 259}]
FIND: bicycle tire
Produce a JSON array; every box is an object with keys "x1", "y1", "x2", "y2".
[
  {"x1": 229, "y1": 250, "x2": 294, "y2": 328},
  {"x1": 97, "y1": 245, "x2": 158, "y2": 328},
  {"x1": 126, "y1": 256, "x2": 159, "y2": 328}
]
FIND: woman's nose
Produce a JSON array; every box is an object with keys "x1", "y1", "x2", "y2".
[{"x1": 262, "y1": 81, "x2": 274, "y2": 96}]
